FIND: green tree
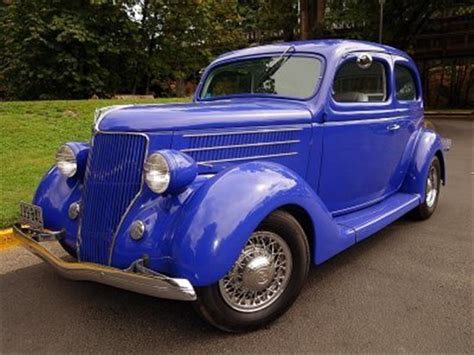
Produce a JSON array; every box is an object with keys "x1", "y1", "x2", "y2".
[
  {"x1": 126, "y1": 0, "x2": 248, "y2": 96},
  {"x1": 239, "y1": 0, "x2": 298, "y2": 43},
  {"x1": 0, "y1": 0, "x2": 140, "y2": 99},
  {"x1": 323, "y1": 0, "x2": 461, "y2": 50}
]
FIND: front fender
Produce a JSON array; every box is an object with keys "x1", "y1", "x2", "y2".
[
  {"x1": 33, "y1": 167, "x2": 83, "y2": 254},
  {"x1": 168, "y1": 162, "x2": 351, "y2": 287},
  {"x1": 401, "y1": 128, "x2": 446, "y2": 197}
]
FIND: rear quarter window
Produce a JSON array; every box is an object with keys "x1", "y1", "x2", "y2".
[{"x1": 395, "y1": 64, "x2": 418, "y2": 101}]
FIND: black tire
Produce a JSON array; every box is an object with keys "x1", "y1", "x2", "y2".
[
  {"x1": 193, "y1": 210, "x2": 310, "y2": 332},
  {"x1": 410, "y1": 156, "x2": 441, "y2": 220}
]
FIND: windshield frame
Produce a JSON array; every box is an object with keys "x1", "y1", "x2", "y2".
[{"x1": 196, "y1": 52, "x2": 326, "y2": 102}]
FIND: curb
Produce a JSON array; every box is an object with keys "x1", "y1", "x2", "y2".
[{"x1": 0, "y1": 228, "x2": 19, "y2": 251}]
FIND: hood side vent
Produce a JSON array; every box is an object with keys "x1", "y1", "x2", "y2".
[{"x1": 180, "y1": 128, "x2": 302, "y2": 166}]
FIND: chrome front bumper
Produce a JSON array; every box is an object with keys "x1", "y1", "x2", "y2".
[{"x1": 12, "y1": 224, "x2": 196, "y2": 301}]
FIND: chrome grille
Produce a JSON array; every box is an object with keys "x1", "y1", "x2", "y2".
[{"x1": 79, "y1": 133, "x2": 147, "y2": 264}]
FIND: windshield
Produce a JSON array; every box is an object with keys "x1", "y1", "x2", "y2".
[{"x1": 200, "y1": 56, "x2": 323, "y2": 100}]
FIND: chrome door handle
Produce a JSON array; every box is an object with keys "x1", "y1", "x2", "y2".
[{"x1": 387, "y1": 123, "x2": 401, "y2": 131}]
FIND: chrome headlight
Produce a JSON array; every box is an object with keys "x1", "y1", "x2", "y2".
[
  {"x1": 144, "y1": 153, "x2": 170, "y2": 193},
  {"x1": 144, "y1": 150, "x2": 197, "y2": 194},
  {"x1": 56, "y1": 145, "x2": 77, "y2": 177}
]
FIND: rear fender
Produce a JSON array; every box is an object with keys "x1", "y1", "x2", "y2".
[
  {"x1": 401, "y1": 129, "x2": 446, "y2": 198},
  {"x1": 169, "y1": 161, "x2": 353, "y2": 287}
]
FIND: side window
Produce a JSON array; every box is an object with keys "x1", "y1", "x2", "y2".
[
  {"x1": 395, "y1": 64, "x2": 417, "y2": 101},
  {"x1": 333, "y1": 60, "x2": 387, "y2": 103}
]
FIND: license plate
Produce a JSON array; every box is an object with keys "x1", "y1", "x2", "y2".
[{"x1": 19, "y1": 202, "x2": 44, "y2": 230}]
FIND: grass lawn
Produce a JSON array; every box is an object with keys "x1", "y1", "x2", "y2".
[{"x1": 0, "y1": 98, "x2": 188, "y2": 229}]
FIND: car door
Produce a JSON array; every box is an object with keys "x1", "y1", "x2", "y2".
[{"x1": 318, "y1": 52, "x2": 413, "y2": 214}]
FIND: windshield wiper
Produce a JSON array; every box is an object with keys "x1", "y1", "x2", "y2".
[{"x1": 255, "y1": 45, "x2": 296, "y2": 90}]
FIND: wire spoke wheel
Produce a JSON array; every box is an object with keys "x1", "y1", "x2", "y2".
[
  {"x1": 410, "y1": 156, "x2": 441, "y2": 221},
  {"x1": 193, "y1": 210, "x2": 309, "y2": 331},
  {"x1": 219, "y1": 231, "x2": 293, "y2": 313},
  {"x1": 426, "y1": 165, "x2": 439, "y2": 208}
]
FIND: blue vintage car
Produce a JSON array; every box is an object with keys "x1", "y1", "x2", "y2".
[{"x1": 14, "y1": 40, "x2": 449, "y2": 332}]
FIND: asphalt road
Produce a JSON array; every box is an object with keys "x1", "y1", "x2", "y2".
[{"x1": 1, "y1": 118, "x2": 472, "y2": 353}]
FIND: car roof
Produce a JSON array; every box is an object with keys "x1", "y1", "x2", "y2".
[{"x1": 213, "y1": 39, "x2": 411, "y2": 64}]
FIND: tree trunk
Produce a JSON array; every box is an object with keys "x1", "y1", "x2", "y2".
[
  {"x1": 315, "y1": 0, "x2": 325, "y2": 26},
  {"x1": 302, "y1": 0, "x2": 325, "y2": 38},
  {"x1": 132, "y1": 79, "x2": 137, "y2": 95},
  {"x1": 310, "y1": 0, "x2": 325, "y2": 32},
  {"x1": 176, "y1": 78, "x2": 186, "y2": 97},
  {"x1": 145, "y1": 76, "x2": 150, "y2": 95},
  {"x1": 300, "y1": 0, "x2": 310, "y2": 40}
]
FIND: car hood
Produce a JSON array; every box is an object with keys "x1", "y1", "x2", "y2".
[{"x1": 97, "y1": 99, "x2": 312, "y2": 132}]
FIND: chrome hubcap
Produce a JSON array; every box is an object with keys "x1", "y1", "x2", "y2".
[
  {"x1": 219, "y1": 231, "x2": 292, "y2": 313},
  {"x1": 242, "y1": 255, "x2": 275, "y2": 291},
  {"x1": 426, "y1": 165, "x2": 438, "y2": 208}
]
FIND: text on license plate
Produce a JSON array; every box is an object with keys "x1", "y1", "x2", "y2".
[{"x1": 19, "y1": 202, "x2": 44, "y2": 230}]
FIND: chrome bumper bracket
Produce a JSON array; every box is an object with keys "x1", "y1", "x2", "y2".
[
  {"x1": 12, "y1": 223, "x2": 197, "y2": 301},
  {"x1": 15, "y1": 224, "x2": 66, "y2": 242}
]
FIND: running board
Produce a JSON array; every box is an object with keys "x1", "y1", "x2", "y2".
[{"x1": 335, "y1": 193, "x2": 421, "y2": 242}]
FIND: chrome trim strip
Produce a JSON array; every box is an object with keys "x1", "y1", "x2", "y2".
[
  {"x1": 183, "y1": 127, "x2": 303, "y2": 138},
  {"x1": 93, "y1": 105, "x2": 134, "y2": 132},
  {"x1": 197, "y1": 152, "x2": 298, "y2": 165},
  {"x1": 181, "y1": 139, "x2": 300, "y2": 153},
  {"x1": 355, "y1": 195, "x2": 421, "y2": 231},
  {"x1": 13, "y1": 224, "x2": 196, "y2": 301},
  {"x1": 322, "y1": 115, "x2": 407, "y2": 126}
]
